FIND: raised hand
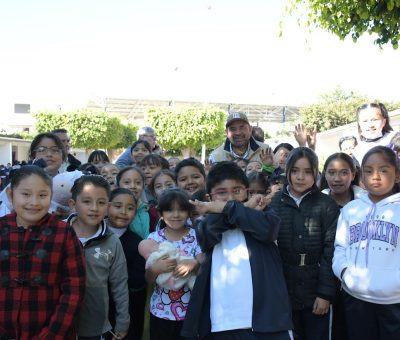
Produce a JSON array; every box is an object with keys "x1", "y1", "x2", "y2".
[
  {"x1": 294, "y1": 123, "x2": 307, "y2": 147},
  {"x1": 260, "y1": 147, "x2": 273, "y2": 166}
]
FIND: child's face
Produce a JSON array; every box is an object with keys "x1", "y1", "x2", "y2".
[
  {"x1": 91, "y1": 157, "x2": 109, "y2": 173},
  {"x1": 131, "y1": 144, "x2": 150, "y2": 164},
  {"x1": 118, "y1": 169, "x2": 144, "y2": 200},
  {"x1": 358, "y1": 107, "x2": 386, "y2": 139},
  {"x1": 108, "y1": 194, "x2": 137, "y2": 228},
  {"x1": 101, "y1": 164, "x2": 119, "y2": 190},
  {"x1": 154, "y1": 174, "x2": 176, "y2": 199},
  {"x1": 340, "y1": 139, "x2": 357, "y2": 156},
  {"x1": 176, "y1": 166, "x2": 205, "y2": 195},
  {"x1": 162, "y1": 201, "x2": 189, "y2": 231},
  {"x1": 209, "y1": 179, "x2": 247, "y2": 202},
  {"x1": 168, "y1": 158, "x2": 180, "y2": 170},
  {"x1": 9, "y1": 174, "x2": 51, "y2": 228},
  {"x1": 362, "y1": 152, "x2": 399, "y2": 202},
  {"x1": 34, "y1": 137, "x2": 63, "y2": 176},
  {"x1": 248, "y1": 181, "x2": 266, "y2": 198},
  {"x1": 246, "y1": 161, "x2": 262, "y2": 175},
  {"x1": 273, "y1": 147, "x2": 290, "y2": 169},
  {"x1": 70, "y1": 184, "x2": 109, "y2": 228},
  {"x1": 142, "y1": 163, "x2": 162, "y2": 186},
  {"x1": 289, "y1": 157, "x2": 315, "y2": 198},
  {"x1": 325, "y1": 159, "x2": 355, "y2": 195},
  {"x1": 235, "y1": 160, "x2": 247, "y2": 172}
]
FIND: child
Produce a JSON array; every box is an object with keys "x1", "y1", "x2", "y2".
[
  {"x1": 130, "y1": 140, "x2": 152, "y2": 166},
  {"x1": 333, "y1": 146, "x2": 400, "y2": 340},
  {"x1": 88, "y1": 150, "x2": 110, "y2": 173},
  {"x1": 352, "y1": 103, "x2": 396, "y2": 165},
  {"x1": 107, "y1": 188, "x2": 146, "y2": 340},
  {"x1": 116, "y1": 166, "x2": 150, "y2": 239},
  {"x1": 247, "y1": 171, "x2": 271, "y2": 198},
  {"x1": 168, "y1": 156, "x2": 181, "y2": 171},
  {"x1": 149, "y1": 169, "x2": 177, "y2": 201},
  {"x1": 175, "y1": 157, "x2": 206, "y2": 195},
  {"x1": 320, "y1": 152, "x2": 364, "y2": 208},
  {"x1": 233, "y1": 157, "x2": 249, "y2": 172},
  {"x1": 182, "y1": 161, "x2": 293, "y2": 339},
  {"x1": 140, "y1": 154, "x2": 170, "y2": 186},
  {"x1": 272, "y1": 143, "x2": 294, "y2": 176},
  {"x1": 101, "y1": 163, "x2": 120, "y2": 190},
  {"x1": 0, "y1": 166, "x2": 86, "y2": 339},
  {"x1": 269, "y1": 147, "x2": 339, "y2": 340},
  {"x1": 67, "y1": 175, "x2": 129, "y2": 339},
  {"x1": 246, "y1": 160, "x2": 262, "y2": 175},
  {"x1": 140, "y1": 188, "x2": 202, "y2": 340}
]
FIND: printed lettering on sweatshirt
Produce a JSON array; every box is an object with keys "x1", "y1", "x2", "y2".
[{"x1": 349, "y1": 220, "x2": 399, "y2": 247}]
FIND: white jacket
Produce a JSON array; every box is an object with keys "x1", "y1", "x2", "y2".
[{"x1": 333, "y1": 192, "x2": 400, "y2": 304}]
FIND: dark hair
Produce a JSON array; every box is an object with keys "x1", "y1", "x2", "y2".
[
  {"x1": 273, "y1": 143, "x2": 294, "y2": 155},
  {"x1": 29, "y1": 132, "x2": 67, "y2": 161},
  {"x1": 71, "y1": 175, "x2": 110, "y2": 200},
  {"x1": 109, "y1": 187, "x2": 137, "y2": 205},
  {"x1": 285, "y1": 147, "x2": 318, "y2": 187},
  {"x1": 191, "y1": 189, "x2": 207, "y2": 201},
  {"x1": 88, "y1": 150, "x2": 110, "y2": 164},
  {"x1": 251, "y1": 126, "x2": 265, "y2": 143},
  {"x1": 140, "y1": 154, "x2": 169, "y2": 169},
  {"x1": 362, "y1": 146, "x2": 400, "y2": 193},
  {"x1": 357, "y1": 103, "x2": 393, "y2": 140},
  {"x1": 148, "y1": 169, "x2": 176, "y2": 196},
  {"x1": 130, "y1": 140, "x2": 152, "y2": 153},
  {"x1": 319, "y1": 152, "x2": 359, "y2": 190},
  {"x1": 157, "y1": 188, "x2": 192, "y2": 215},
  {"x1": 338, "y1": 136, "x2": 358, "y2": 150},
  {"x1": 206, "y1": 161, "x2": 249, "y2": 194},
  {"x1": 175, "y1": 157, "x2": 206, "y2": 179},
  {"x1": 10, "y1": 165, "x2": 52, "y2": 191},
  {"x1": 78, "y1": 163, "x2": 99, "y2": 175},
  {"x1": 51, "y1": 128, "x2": 68, "y2": 134},
  {"x1": 234, "y1": 158, "x2": 249, "y2": 165},
  {"x1": 247, "y1": 171, "x2": 270, "y2": 193},
  {"x1": 116, "y1": 166, "x2": 145, "y2": 186}
]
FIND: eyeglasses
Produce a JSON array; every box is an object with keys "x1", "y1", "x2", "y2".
[
  {"x1": 210, "y1": 187, "x2": 247, "y2": 199},
  {"x1": 34, "y1": 147, "x2": 62, "y2": 155}
]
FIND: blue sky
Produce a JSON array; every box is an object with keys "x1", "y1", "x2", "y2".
[{"x1": 0, "y1": 0, "x2": 399, "y2": 112}]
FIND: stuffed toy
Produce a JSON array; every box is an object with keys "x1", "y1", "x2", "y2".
[{"x1": 146, "y1": 241, "x2": 196, "y2": 290}]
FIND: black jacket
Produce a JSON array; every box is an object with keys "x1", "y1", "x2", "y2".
[
  {"x1": 66, "y1": 153, "x2": 81, "y2": 172},
  {"x1": 269, "y1": 186, "x2": 339, "y2": 310},
  {"x1": 181, "y1": 200, "x2": 293, "y2": 339}
]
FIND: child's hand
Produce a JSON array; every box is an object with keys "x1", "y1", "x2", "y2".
[
  {"x1": 151, "y1": 255, "x2": 177, "y2": 275},
  {"x1": 260, "y1": 147, "x2": 273, "y2": 166},
  {"x1": 204, "y1": 159, "x2": 213, "y2": 176},
  {"x1": 189, "y1": 199, "x2": 226, "y2": 214},
  {"x1": 294, "y1": 123, "x2": 307, "y2": 147},
  {"x1": 312, "y1": 297, "x2": 330, "y2": 315},
  {"x1": 244, "y1": 194, "x2": 270, "y2": 210},
  {"x1": 307, "y1": 125, "x2": 317, "y2": 150},
  {"x1": 111, "y1": 330, "x2": 128, "y2": 340},
  {"x1": 174, "y1": 259, "x2": 198, "y2": 278}
]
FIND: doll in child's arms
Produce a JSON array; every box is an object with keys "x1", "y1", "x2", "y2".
[{"x1": 141, "y1": 240, "x2": 197, "y2": 290}]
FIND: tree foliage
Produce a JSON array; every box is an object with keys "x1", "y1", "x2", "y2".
[
  {"x1": 300, "y1": 88, "x2": 368, "y2": 131},
  {"x1": 34, "y1": 110, "x2": 137, "y2": 150},
  {"x1": 148, "y1": 106, "x2": 226, "y2": 155},
  {"x1": 286, "y1": 0, "x2": 400, "y2": 48}
]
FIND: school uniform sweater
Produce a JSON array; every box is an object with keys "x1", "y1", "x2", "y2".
[
  {"x1": 333, "y1": 192, "x2": 400, "y2": 304},
  {"x1": 66, "y1": 214, "x2": 130, "y2": 337},
  {"x1": 181, "y1": 200, "x2": 293, "y2": 338}
]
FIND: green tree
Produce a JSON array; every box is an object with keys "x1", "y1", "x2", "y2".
[
  {"x1": 286, "y1": 0, "x2": 400, "y2": 48},
  {"x1": 148, "y1": 106, "x2": 226, "y2": 157},
  {"x1": 113, "y1": 123, "x2": 138, "y2": 149},
  {"x1": 300, "y1": 88, "x2": 368, "y2": 131},
  {"x1": 34, "y1": 110, "x2": 137, "y2": 150}
]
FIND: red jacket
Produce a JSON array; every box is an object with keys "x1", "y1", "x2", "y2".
[{"x1": 0, "y1": 212, "x2": 86, "y2": 340}]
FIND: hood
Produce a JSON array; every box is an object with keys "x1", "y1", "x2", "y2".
[
  {"x1": 358, "y1": 191, "x2": 400, "y2": 206},
  {"x1": 65, "y1": 213, "x2": 111, "y2": 245}
]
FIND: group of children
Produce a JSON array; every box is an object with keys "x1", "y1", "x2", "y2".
[{"x1": 1, "y1": 102, "x2": 400, "y2": 340}]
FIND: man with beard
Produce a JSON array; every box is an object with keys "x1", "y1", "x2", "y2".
[{"x1": 209, "y1": 112, "x2": 270, "y2": 163}]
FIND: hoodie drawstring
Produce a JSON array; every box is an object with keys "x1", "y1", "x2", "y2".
[{"x1": 354, "y1": 203, "x2": 376, "y2": 267}]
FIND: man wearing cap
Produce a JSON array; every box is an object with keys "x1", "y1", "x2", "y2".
[{"x1": 209, "y1": 112, "x2": 270, "y2": 163}]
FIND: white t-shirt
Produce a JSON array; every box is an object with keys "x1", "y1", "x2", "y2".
[{"x1": 210, "y1": 228, "x2": 253, "y2": 332}]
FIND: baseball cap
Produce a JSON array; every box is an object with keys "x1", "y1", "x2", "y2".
[{"x1": 226, "y1": 112, "x2": 249, "y2": 127}]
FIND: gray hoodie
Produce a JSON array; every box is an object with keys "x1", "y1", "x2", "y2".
[{"x1": 66, "y1": 214, "x2": 130, "y2": 336}]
